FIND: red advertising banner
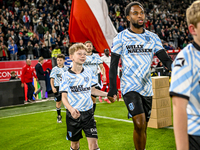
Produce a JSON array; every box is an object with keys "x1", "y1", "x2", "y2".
[
  {"x1": 0, "y1": 59, "x2": 52, "y2": 82},
  {"x1": 152, "y1": 50, "x2": 180, "y2": 67}
]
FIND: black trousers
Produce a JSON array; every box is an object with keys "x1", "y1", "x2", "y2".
[{"x1": 27, "y1": 82, "x2": 35, "y2": 100}]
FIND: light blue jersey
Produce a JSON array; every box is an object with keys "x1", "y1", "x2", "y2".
[
  {"x1": 59, "y1": 67, "x2": 97, "y2": 111},
  {"x1": 112, "y1": 29, "x2": 163, "y2": 96},
  {"x1": 83, "y1": 53, "x2": 103, "y2": 84},
  {"x1": 50, "y1": 66, "x2": 68, "y2": 86},
  {"x1": 169, "y1": 42, "x2": 200, "y2": 136}
]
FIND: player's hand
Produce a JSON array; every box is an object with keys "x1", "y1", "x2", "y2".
[
  {"x1": 36, "y1": 78, "x2": 38, "y2": 81},
  {"x1": 107, "y1": 95, "x2": 116, "y2": 103},
  {"x1": 70, "y1": 108, "x2": 80, "y2": 119},
  {"x1": 52, "y1": 87, "x2": 57, "y2": 93},
  {"x1": 21, "y1": 83, "x2": 24, "y2": 87},
  {"x1": 116, "y1": 92, "x2": 119, "y2": 101},
  {"x1": 102, "y1": 75, "x2": 106, "y2": 82}
]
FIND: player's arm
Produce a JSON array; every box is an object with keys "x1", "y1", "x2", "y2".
[
  {"x1": 62, "y1": 92, "x2": 80, "y2": 119},
  {"x1": 50, "y1": 78, "x2": 57, "y2": 93},
  {"x1": 155, "y1": 49, "x2": 173, "y2": 71},
  {"x1": 91, "y1": 86, "x2": 107, "y2": 97},
  {"x1": 38, "y1": 65, "x2": 47, "y2": 75},
  {"x1": 99, "y1": 63, "x2": 106, "y2": 81},
  {"x1": 21, "y1": 67, "x2": 25, "y2": 87},
  {"x1": 33, "y1": 69, "x2": 38, "y2": 80},
  {"x1": 91, "y1": 86, "x2": 116, "y2": 103},
  {"x1": 108, "y1": 52, "x2": 120, "y2": 97},
  {"x1": 172, "y1": 96, "x2": 188, "y2": 150}
]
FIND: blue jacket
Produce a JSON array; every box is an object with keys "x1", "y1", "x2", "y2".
[{"x1": 8, "y1": 44, "x2": 18, "y2": 54}]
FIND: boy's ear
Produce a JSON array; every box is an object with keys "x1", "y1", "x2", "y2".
[{"x1": 188, "y1": 24, "x2": 197, "y2": 36}]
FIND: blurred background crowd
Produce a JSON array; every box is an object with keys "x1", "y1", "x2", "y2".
[{"x1": 0, "y1": 0, "x2": 195, "y2": 61}]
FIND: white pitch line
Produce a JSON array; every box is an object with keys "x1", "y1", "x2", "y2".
[
  {"x1": 0, "y1": 109, "x2": 174, "y2": 130},
  {"x1": 94, "y1": 115, "x2": 132, "y2": 123},
  {"x1": 0, "y1": 109, "x2": 54, "y2": 120}
]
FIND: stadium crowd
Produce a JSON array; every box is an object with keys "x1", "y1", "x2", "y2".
[
  {"x1": 108, "y1": 0, "x2": 194, "y2": 50},
  {"x1": 0, "y1": 0, "x2": 195, "y2": 61}
]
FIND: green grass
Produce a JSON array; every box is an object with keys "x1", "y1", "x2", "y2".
[{"x1": 0, "y1": 100, "x2": 175, "y2": 150}]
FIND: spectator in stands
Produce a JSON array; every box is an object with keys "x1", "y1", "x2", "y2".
[
  {"x1": 168, "y1": 32, "x2": 175, "y2": 48},
  {"x1": 23, "y1": 26, "x2": 28, "y2": 34},
  {"x1": 0, "y1": 37, "x2": 6, "y2": 47},
  {"x1": 23, "y1": 33, "x2": 30, "y2": 46},
  {"x1": 37, "y1": 22, "x2": 45, "y2": 41},
  {"x1": 18, "y1": 32, "x2": 24, "y2": 42},
  {"x1": 29, "y1": 36, "x2": 35, "y2": 46},
  {"x1": 33, "y1": 43, "x2": 41, "y2": 59},
  {"x1": 32, "y1": 34, "x2": 39, "y2": 45},
  {"x1": 172, "y1": 30, "x2": 179, "y2": 49},
  {"x1": 163, "y1": 42, "x2": 172, "y2": 50},
  {"x1": 15, "y1": 24, "x2": 21, "y2": 37},
  {"x1": 182, "y1": 40, "x2": 188, "y2": 48},
  {"x1": 61, "y1": 42, "x2": 69, "y2": 56},
  {"x1": 18, "y1": 40, "x2": 26, "y2": 60},
  {"x1": 10, "y1": 30, "x2": 18, "y2": 44},
  {"x1": 32, "y1": 15, "x2": 39, "y2": 33},
  {"x1": 51, "y1": 45, "x2": 61, "y2": 67},
  {"x1": 40, "y1": 43, "x2": 50, "y2": 59},
  {"x1": 44, "y1": 31, "x2": 51, "y2": 48},
  {"x1": 118, "y1": 22, "x2": 125, "y2": 32},
  {"x1": 9, "y1": 71, "x2": 19, "y2": 80},
  {"x1": 50, "y1": 33, "x2": 56, "y2": 49},
  {"x1": 0, "y1": 42, "x2": 8, "y2": 61},
  {"x1": 23, "y1": 12, "x2": 30, "y2": 29},
  {"x1": 8, "y1": 40, "x2": 18, "y2": 60},
  {"x1": 51, "y1": 29, "x2": 57, "y2": 38},
  {"x1": 27, "y1": 41, "x2": 34, "y2": 60},
  {"x1": 27, "y1": 29, "x2": 33, "y2": 37},
  {"x1": 44, "y1": 23, "x2": 49, "y2": 34},
  {"x1": 5, "y1": 30, "x2": 11, "y2": 42},
  {"x1": 56, "y1": 36, "x2": 62, "y2": 47},
  {"x1": 159, "y1": 29, "x2": 166, "y2": 41}
]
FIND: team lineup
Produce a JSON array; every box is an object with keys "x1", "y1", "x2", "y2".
[{"x1": 47, "y1": 1, "x2": 200, "y2": 150}]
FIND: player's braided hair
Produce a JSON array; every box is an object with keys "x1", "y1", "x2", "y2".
[{"x1": 125, "y1": 1, "x2": 144, "y2": 16}]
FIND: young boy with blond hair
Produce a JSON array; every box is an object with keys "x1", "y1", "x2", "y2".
[
  {"x1": 170, "y1": 1, "x2": 200, "y2": 149},
  {"x1": 59, "y1": 43, "x2": 116, "y2": 150}
]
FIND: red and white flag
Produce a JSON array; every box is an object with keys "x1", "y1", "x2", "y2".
[{"x1": 69, "y1": 0, "x2": 117, "y2": 53}]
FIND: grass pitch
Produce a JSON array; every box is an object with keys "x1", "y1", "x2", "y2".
[{"x1": 0, "y1": 100, "x2": 175, "y2": 150}]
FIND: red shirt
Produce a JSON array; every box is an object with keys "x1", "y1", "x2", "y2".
[
  {"x1": 21, "y1": 64, "x2": 37, "y2": 83},
  {"x1": 2, "y1": 48, "x2": 6, "y2": 56}
]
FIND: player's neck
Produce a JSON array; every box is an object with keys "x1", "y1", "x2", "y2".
[
  {"x1": 193, "y1": 38, "x2": 200, "y2": 49},
  {"x1": 58, "y1": 65, "x2": 64, "y2": 68},
  {"x1": 71, "y1": 63, "x2": 83, "y2": 74},
  {"x1": 105, "y1": 54, "x2": 109, "y2": 57},
  {"x1": 130, "y1": 26, "x2": 144, "y2": 34},
  {"x1": 86, "y1": 51, "x2": 92, "y2": 56}
]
